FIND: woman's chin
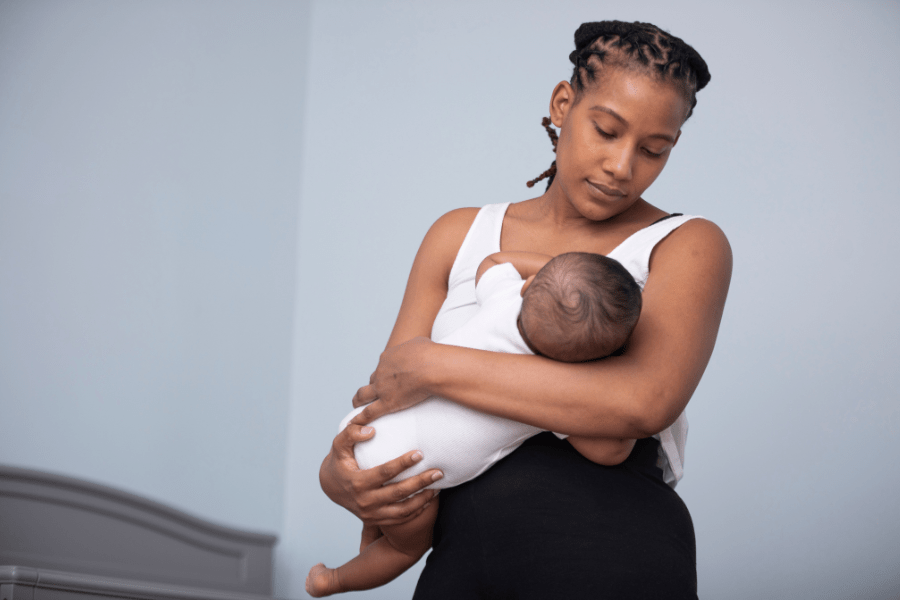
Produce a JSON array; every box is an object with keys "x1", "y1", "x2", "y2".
[{"x1": 571, "y1": 196, "x2": 636, "y2": 223}]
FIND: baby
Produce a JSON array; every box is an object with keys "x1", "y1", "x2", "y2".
[{"x1": 306, "y1": 250, "x2": 642, "y2": 597}]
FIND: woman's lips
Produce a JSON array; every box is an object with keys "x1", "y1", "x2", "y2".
[{"x1": 588, "y1": 181, "x2": 626, "y2": 197}]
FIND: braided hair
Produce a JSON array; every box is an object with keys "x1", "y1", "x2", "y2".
[
  {"x1": 526, "y1": 117, "x2": 559, "y2": 188},
  {"x1": 527, "y1": 20, "x2": 711, "y2": 189}
]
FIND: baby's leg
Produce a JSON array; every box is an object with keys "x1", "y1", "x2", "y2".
[{"x1": 306, "y1": 499, "x2": 439, "y2": 597}]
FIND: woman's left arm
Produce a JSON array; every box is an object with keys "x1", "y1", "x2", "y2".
[{"x1": 353, "y1": 219, "x2": 732, "y2": 439}]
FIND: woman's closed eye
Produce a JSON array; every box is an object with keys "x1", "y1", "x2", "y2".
[
  {"x1": 595, "y1": 123, "x2": 667, "y2": 158},
  {"x1": 594, "y1": 123, "x2": 615, "y2": 139}
]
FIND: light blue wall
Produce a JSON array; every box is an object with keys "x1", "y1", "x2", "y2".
[
  {"x1": 0, "y1": 0, "x2": 309, "y2": 533},
  {"x1": 279, "y1": 1, "x2": 900, "y2": 599}
]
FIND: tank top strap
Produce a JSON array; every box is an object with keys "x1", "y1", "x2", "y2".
[
  {"x1": 607, "y1": 215, "x2": 702, "y2": 290},
  {"x1": 446, "y1": 202, "x2": 510, "y2": 291}
]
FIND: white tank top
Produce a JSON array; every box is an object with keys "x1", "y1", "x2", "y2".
[{"x1": 431, "y1": 202, "x2": 700, "y2": 487}]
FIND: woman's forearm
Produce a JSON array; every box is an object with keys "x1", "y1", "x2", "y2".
[{"x1": 421, "y1": 343, "x2": 666, "y2": 438}]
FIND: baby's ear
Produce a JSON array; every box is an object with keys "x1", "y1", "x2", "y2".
[{"x1": 521, "y1": 274, "x2": 537, "y2": 297}]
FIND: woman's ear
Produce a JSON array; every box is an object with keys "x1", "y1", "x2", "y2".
[{"x1": 549, "y1": 81, "x2": 574, "y2": 129}]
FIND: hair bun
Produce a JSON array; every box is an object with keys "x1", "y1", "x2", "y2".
[
  {"x1": 687, "y1": 53, "x2": 711, "y2": 91},
  {"x1": 569, "y1": 20, "x2": 711, "y2": 92}
]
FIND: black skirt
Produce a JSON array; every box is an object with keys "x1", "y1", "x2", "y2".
[{"x1": 413, "y1": 433, "x2": 697, "y2": 600}]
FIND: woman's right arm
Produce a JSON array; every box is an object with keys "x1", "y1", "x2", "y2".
[{"x1": 318, "y1": 207, "x2": 479, "y2": 525}]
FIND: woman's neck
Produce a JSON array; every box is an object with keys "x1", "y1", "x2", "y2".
[
  {"x1": 532, "y1": 187, "x2": 662, "y2": 228},
  {"x1": 502, "y1": 190, "x2": 667, "y2": 256}
]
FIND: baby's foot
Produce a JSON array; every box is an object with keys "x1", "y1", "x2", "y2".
[{"x1": 305, "y1": 563, "x2": 341, "y2": 597}]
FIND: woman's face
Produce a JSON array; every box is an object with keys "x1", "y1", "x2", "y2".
[{"x1": 549, "y1": 68, "x2": 689, "y2": 221}]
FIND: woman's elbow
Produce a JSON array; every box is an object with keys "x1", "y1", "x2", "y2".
[{"x1": 627, "y1": 387, "x2": 688, "y2": 438}]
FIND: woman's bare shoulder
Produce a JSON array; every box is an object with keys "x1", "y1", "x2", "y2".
[
  {"x1": 418, "y1": 206, "x2": 481, "y2": 258},
  {"x1": 429, "y1": 206, "x2": 481, "y2": 236},
  {"x1": 679, "y1": 217, "x2": 729, "y2": 242},
  {"x1": 654, "y1": 218, "x2": 731, "y2": 265},
  {"x1": 648, "y1": 217, "x2": 732, "y2": 295}
]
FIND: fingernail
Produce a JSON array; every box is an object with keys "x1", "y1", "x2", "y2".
[
  {"x1": 431, "y1": 471, "x2": 443, "y2": 482},
  {"x1": 360, "y1": 426, "x2": 374, "y2": 435},
  {"x1": 412, "y1": 451, "x2": 423, "y2": 462}
]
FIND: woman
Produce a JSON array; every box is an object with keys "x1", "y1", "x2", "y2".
[{"x1": 319, "y1": 20, "x2": 731, "y2": 599}]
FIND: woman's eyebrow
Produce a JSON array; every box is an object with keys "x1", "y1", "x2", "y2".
[
  {"x1": 589, "y1": 105, "x2": 676, "y2": 143},
  {"x1": 647, "y1": 132, "x2": 677, "y2": 143},
  {"x1": 589, "y1": 105, "x2": 628, "y2": 125}
]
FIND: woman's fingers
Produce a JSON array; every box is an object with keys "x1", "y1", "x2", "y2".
[
  {"x1": 352, "y1": 383, "x2": 378, "y2": 409},
  {"x1": 349, "y1": 449, "x2": 443, "y2": 523},
  {"x1": 332, "y1": 423, "x2": 375, "y2": 460},
  {"x1": 354, "y1": 448, "x2": 428, "y2": 485},
  {"x1": 327, "y1": 426, "x2": 442, "y2": 525},
  {"x1": 368, "y1": 489, "x2": 437, "y2": 526},
  {"x1": 349, "y1": 399, "x2": 389, "y2": 426},
  {"x1": 370, "y1": 467, "x2": 443, "y2": 503}
]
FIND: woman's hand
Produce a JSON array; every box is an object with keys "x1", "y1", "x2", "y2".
[
  {"x1": 318, "y1": 420, "x2": 441, "y2": 526},
  {"x1": 350, "y1": 336, "x2": 435, "y2": 424}
]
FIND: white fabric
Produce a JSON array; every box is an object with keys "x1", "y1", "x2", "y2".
[
  {"x1": 430, "y1": 203, "x2": 507, "y2": 342},
  {"x1": 345, "y1": 203, "x2": 701, "y2": 488},
  {"x1": 341, "y1": 261, "x2": 539, "y2": 489}
]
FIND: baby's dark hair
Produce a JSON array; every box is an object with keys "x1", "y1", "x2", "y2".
[
  {"x1": 520, "y1": 252, "x2": 642, "y2": 362},
  {"x1": 528, "y1": 20, "x2": 711, "y2": 189}
]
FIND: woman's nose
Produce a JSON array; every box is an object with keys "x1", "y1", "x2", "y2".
[{"x1": 604, "y1": 146, "x2": 634, "y2": 181}]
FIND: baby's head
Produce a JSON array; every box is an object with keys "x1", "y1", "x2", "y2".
[{"x1": 520, "y1": 252, "x2": 641, "y2": 362}]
